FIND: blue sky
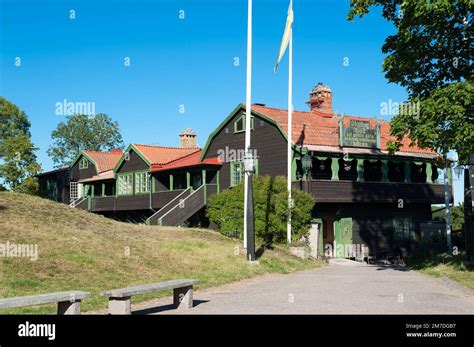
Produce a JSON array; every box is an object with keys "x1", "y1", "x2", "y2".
[{"x1": 0, "y1": 0, "x2": 464, "y2": 203}]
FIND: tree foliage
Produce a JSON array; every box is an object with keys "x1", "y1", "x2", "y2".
[
  {"x1": 48, "y1": 113, "x2": 124, "y2": 167},
  {"x1": 433, "y1": 203, "x2": 465, "y2": 231},
  {"x1": 0, "y1": 97, "x2": 41, "y2": 194},
  {"x1": 206, "y1": 176, "x2": 315, "y2": 244},
  {"x1": 348, "y1": 0, "x2": 473, "y2": 163}
]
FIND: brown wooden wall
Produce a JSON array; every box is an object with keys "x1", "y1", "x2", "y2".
[
  {"x1": 202, "y1": 108, "x2": 288, "y2": 189},
  {"x1": 38, "y1": 169, "x2": 71, "y2": 204},
  {"x1": 70, "y1": 155, "x2": 97, "y2": 181},
  {"x1": 90, "y1": 190, "x2": 185, "y2": 212},
  {"x1": 298, "y1": 180, "x2": 449, "y2": 204},
  {"x1": 313, "y1": 203, "x2": 432, "y2": 253},
  {"x1": 116, "y1": 149, "x2": 149, "y2": 173}
]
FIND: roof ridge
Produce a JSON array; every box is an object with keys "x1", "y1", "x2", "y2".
[
  {"x1": 253, "y1": 104, "x2": 389, "y2": 121},
  {"x1": 252, "y1": 104, "x2": 313, "y2": 114},
  {"x1": 161, "y1": 148, "x2": 202, "y2": 165},
  {"x1": 133, "y1": 143, "x2": 202, "y2": 150},
  {"x1": 83, "y1": 150, "x2": 122, "y2": 155}
]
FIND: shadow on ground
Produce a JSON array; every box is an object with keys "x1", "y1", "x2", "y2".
[{"x1": 132, "y1": 299, "x2": 210, "y2": 315}]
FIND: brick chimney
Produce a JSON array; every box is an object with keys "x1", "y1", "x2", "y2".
[
  {"x1": 179, "y1": 128, "x2": 197, "y2": 148},
  {"x1": 307, "y1": 82, "x2": 333, "y2": 115}
]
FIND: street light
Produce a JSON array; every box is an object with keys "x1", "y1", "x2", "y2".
[
  {"x1": 243, "y1": 150, "x2": 256, "y2": 262},
  {"x1": 454, "y1": 165, "x2": 464, "y2": 179}
]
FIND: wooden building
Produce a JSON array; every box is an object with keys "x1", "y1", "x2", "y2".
[{"x1": 38, "y1": 83, "x2": 451, "y2": 257}]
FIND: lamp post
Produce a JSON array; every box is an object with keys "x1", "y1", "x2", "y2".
[
  {"x1": 454, "y1": 165, "x2": 464, "y2": 179},
  {"x1": 455, "y1": 162, "x2": 473, "y2": 262},
  {"x1": 439, "y1": 167, "x2": 452, "y2": 253},
  {"x1": 243, "y1": 150, "x2": 256, "y2": 262}
]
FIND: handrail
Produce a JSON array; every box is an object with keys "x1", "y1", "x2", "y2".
[
  {"x1": 158, "y1": 184, "x2": 206, "y2": 224},
  {"x1": 146, "y1": 188, "x2": 192, "y2": 225},
  {"x1": 69, "y1": 196, "x2": 87, "y2": 208}
]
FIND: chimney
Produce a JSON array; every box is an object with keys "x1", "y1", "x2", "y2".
[
  {"x1": 307, "y1": 82, "x2": 333, "y2": 115},
  {"x1": 179, "y1": 128, "x2": 197, "y2": 148},
  {"x1": 109, "y1": 148, "x2": 123, "y2": 154}
]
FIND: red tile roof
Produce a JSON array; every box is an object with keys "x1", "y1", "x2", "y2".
[
  {"x1": 83, "y1": 150, "x2": 123, "y2": 173},
  {"x1": 151, "y1": 150, "x2": 221, "y2": 172},
  {"x1": 251, "y1": 105, "x2": 436, "y2": 155},
  {"x1": 78, "y1": 170, "x2": 115, "y2": 183},
  {"x1": 133, "y1": 144, "x2": 201, "y2": 165}
]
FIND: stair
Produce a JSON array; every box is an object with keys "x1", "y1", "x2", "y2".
[
  {"x1": 154, "y1": 184, "x2": 218, "y2": 226},
  {"x1": 146, "y1": 187, "x2": 192, "y2": 225}
]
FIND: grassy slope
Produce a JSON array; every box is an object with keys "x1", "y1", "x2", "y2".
[
  {"x1": 408, "y1": 253, "x2": 474, "y2": 290},
  {"x1": 0, "y1": 192, "x2": 320, "y2": 313}
]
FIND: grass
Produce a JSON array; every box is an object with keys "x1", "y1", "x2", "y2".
[
  {"x1": 0, "y1": 192, "x2": 322, "y2": 313},
  {"x1": 407, "y1": 252, "x2": 474, "y2": 290}
]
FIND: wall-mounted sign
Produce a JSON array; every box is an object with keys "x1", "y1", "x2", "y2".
[{"x1": 341, "y1": 119, "x2": 379, "y2": 148}]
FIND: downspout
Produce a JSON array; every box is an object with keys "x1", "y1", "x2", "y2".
[{"x1": 149, "y1": 173, "x2": 156, "y2": 213}]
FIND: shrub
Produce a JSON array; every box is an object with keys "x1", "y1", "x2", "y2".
[{"x1": 206, "y1": 176, "x2": 314, "y2": 244}]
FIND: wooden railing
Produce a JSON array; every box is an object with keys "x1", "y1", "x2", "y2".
[
  {"x1": 146, "y1": 188, "x2": 192, "y2": 225},
  {"x1": 293, "y1": 179, "x2": 449, "y2": 204},
  {"x1": 159, "y1": 184, "x2": 218, "y2": 226},
  {"x1": 88, "y1": 190, "x2": 186, "y2": 212}
]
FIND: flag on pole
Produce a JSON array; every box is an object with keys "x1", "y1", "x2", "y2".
[{"x1": 274, "y1": 0, "x2": 294, "y2": 73}]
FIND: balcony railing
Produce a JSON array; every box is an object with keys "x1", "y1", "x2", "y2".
[
  {"x1": 293, "y1": 179, "x2": 449, "y2": 204},
  {"x1": 89, "y1": 190, "x2": 186, "y2": 212}
]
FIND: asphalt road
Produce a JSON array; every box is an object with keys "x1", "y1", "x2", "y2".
[{"x1": 132, "y1": 259, "x2": 474, "y2": 314}]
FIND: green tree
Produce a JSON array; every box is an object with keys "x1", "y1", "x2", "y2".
[
  {"x1": 0, "y1": 97, "x2": 41, "y2": 194},
  {"x1": 48, "y1": 113, "x2": 124, "y2": 167},
  {"x1": 348, "y1": 0, "x2": 473, "y2": 164},
  {"x1": 433, "y1": 203, "x2": 464, "y2": 231},
  {"x1": 206, "y1": 176, "x2": 314, "y2": 244}
]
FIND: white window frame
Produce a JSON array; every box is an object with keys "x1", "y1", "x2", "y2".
[
  {"x1": 117, "y1": 173, "x2": 134, "y2": 195},
  {"x1": 134, "y1": 171, "x2": 150, "y2": 194}
]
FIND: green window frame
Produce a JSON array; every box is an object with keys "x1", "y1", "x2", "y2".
[
  {"x1": 79, "y1": 157, "x2": 89, "y2": 170},
  {"x1": 393, "y1": 217, "x2": 415, "y2": 240},
  {"x1": 134, "y1": 171, "x2": 150, "y2": 194},
  {"x1": 230, "y1": 157, "x2": 259, "y2": 186},
  {"x1": 230, "y1": 160, "x2": 244, "y2": 186},
  {"x1": 234, "y1": 114, "x2": 254, "y2": 133},
  {"x1": 117, "y1": 173, "x2": 133, "y2": 195}
]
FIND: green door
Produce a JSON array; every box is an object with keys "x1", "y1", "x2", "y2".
[{"x1": 334, "y1": 217, "x2": 353, "y2": 258}]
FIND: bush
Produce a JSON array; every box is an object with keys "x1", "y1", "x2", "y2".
[{"x1": 206, "y1": 176, "x2": 314, "y2": 244}]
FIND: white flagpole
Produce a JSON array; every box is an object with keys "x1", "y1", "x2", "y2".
[
  {"x1": 243, "y1": 0, "x2": 252, "y2": 249},
  {"x1": 287, "y1": 28, "x2": 293, "y2": 244}
]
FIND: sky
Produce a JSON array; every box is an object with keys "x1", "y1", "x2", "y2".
[{"x1": 0, "y1": 0, "x2": 464, "y2": 203}]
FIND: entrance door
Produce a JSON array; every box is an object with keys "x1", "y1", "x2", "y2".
[
  {"x1": 322, "y1": 218, "x2": 334, "y2": 257},
  {"x1": 334, "y1": 217, "x2": 353, "y2": 258}
]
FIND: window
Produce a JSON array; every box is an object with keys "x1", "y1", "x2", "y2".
[
  {"x1": 134, "y1": 172, "x2": 150, "y2": 193},
  {"x1": 393, "y1": 217, "x2": 415, "y2": 240},
  {"x1": 230, "y1": 161, "x2": 244, "y2": 186},
  {"x1": 230, "y1": 158, "x2": 259, "y2": 186},
  {"x1": 46, "y1": 179, "x2": 58, "y2": 200},
  {"x1": 79, "y1": 157, "x2": 89, "y2": 169},
  {"x1": 234, "y1": 114, "x2": 254, "y2": 133},
  {"x1": 117, "y1": 173, "x2": 133, "y2": 195}
]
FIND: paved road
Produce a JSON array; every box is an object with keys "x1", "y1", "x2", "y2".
[{"x1": 133, "y1": 259, "x2": 474, "y2": 314}]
